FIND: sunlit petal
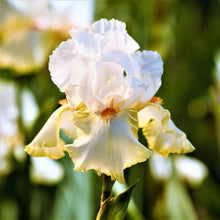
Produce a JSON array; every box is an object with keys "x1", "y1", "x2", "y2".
[
  {"x1": 49, "y1": 39, "x2": 90, "y2": 91},
  {"x1": 138, "y1": 104, "x2": 195, "y2": 156},
  {"x1": 91, "y1": 18, "x2": 139, "y2": 53},
  {"x1": 64, "y1": 84, "x2": 82, "y2": 109},
  {"x1": 60, "y1": 108, "x2": 77, "y2": 139},
  {"x1": 25, "y1": 105, "x2": 74, "y2": 159},
  {"x1": 132, "y1": 50, "x2": 163, "y2": 102},
  {"x1": 65, "y1": 108, "x2": 151, "y2": 183}
]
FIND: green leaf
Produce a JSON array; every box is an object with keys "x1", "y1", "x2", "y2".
[{"x1": 97, "y1": 181, "x2": 138, "y2": 220}]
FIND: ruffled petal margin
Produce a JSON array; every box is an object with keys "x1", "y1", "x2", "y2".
[
  {"x1": 138, "y1": 104, "x2": 195, "y2": 157},
  {"x1": 65, "y1": 107, "x2": 151, "y2": 183},
  {"x1": 25, "y1": 105, "x2": 76, "y2": 159}
]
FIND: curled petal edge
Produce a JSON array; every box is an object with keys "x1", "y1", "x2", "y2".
[
  {"x1": 139, "y1": 104, "x2": 195, "y2": 157},
  {"x1": 25, "y1": 105, "x2": 74, "y2": 159}
]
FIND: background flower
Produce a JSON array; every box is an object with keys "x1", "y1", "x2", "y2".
[{"x1": 0, "y1": 0, "x2": 94, "y2": 73}]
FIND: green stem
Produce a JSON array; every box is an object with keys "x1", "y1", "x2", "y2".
[{"x1": 96, "y1": 174, "x2": 115, "y2": 220}]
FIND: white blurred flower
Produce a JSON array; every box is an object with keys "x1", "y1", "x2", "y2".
[
  {"x1": 7, "y1": 0, "x2": 94, "y2": 30},
  {"x1": 149, "y1": 153, "x2": 172, "y2": 180},
  {"x1": 21, "y1": 88, "x2": 39, "y2": 128},
  {"x1": 30, "y1": 157, "x2": 64, "y2": 185},
  {"x1": 0, "y1": 82, "x2": 25, "y2": 176},
  {"x1": 0, "y1": 82, "x2": 18, "y2": 138},
  {"x1": 0, "y1": 81, "x2": 64, "y2": 185},
  {"x1": 0, "y1": 0, "x2": 94, "y2": 73},
  {"x1": 149, "y1": 153, "x2": 208, "y2": 187},
  {"x1": 174, "y1": 156, "x2": 208, "y2": 187},
  {"x1": 25, "y1": 19, "x2": 194, "y2": 183}
]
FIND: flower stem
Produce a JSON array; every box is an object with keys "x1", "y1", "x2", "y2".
[{"x1": 96, "y1": 174, "x2": 115, "y2": 220}]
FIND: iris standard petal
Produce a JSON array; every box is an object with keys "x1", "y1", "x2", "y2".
[
  {"x1": 49, "y1": 39, "x2": 76, "y2": 91},
  {"x1": 65, "y1": 107, "x2": 151, "y2": 183},
  {"x1": 25, "y1": 105, "x2": 75, "y2": 159},
  {"x1": 70, "y1": 30, "x2": 102, "y2": 57},
  {"x1": 93, "y1": 60, "x2": 124, "y2": 97},
  {"x1": 49, "y1": 39, "x2": 89, "y2": 92},
  {"x1": 132, "y1": 50, "x2": 163, "y2": 102},
  {"x1": 138, "y1": 104, "x2": 195, "y2": 157},
  {"x1": 92, "y1": 18, "x2": 126, "y2": 33},
  {"x1": 78, "y1": 67, "x2": 105, "y2": 112},
  {"x1": 91, "y1": 18, "x2": 139, "y2": 53}
]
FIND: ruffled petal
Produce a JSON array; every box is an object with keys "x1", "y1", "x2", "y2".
[
  {"x1": 94, "y1": 60, "x2": 124, "y2": 97},
  {"x1": 102, "y1": 49, "x2": 163, "y2": 106},
  {"x1": 65, "y1": 107, "x2": 151, "y2": 183},
  {"x1": 25, "y1": 105, "x2": 75, "y2": 159},
  {"x1": 132, "y1": 50, "x2": 163, "y2": 102},
  {"x1": 49, "y1": 19, "x2": 162, "y2": 112},
  {"x1": 92, "y1": 18, "x2": 126, "y2": 33},
  {"x1": 102, "y1": 50, "x2": 135, "y2": 76},
  {"x1": 91, "y1": 18, "x2": 139, "y2": 53},
  {"x1": 138, "y1": 104, "x2": 195, "y2": 157},
  {"x1": 49, "y1": 39, "x2": 75, "y2": 91},
  {"x1": 78, "y1": 67, "x2": 105, "y2": 112},
  {"x1": 70, "y1": 30, "x2": 102, "y2": 57},
  {"x1": 69, "y1": 19, "x2": 139, "y2": 60},
  {"x1": 49, "y1": 39, "x2": 89, "y2": 92}
]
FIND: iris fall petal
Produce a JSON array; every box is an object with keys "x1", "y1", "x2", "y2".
[
  {"x1": 25, "y1": 105, "x2": 75, "y2": 159},
  {"x1": 65, "y1": 107, "x2": 151, "y2": 183},
  {"x1": 138, "y1": 104, "x2": 195, "y2": 156}
]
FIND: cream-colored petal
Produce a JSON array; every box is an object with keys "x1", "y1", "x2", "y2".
[
  {"x1": 71, "y1": 107, "x2": 94, "y2": 135},
  {"x1": 60, "y1": 107, "x2": 77, "y2": 139},
  {"x1": 65, "y1": 108, "x2": 151, "y2": 183},
  {"x1": 64, "y1": 84, "x2": 82, "y2": 110},
  {"x1": 0, "y1": 29, "x2": 45, "y2": 73},
  {"x1": 139, "y1": 104, "x2": 195, "y2": 157},
  {"x1": 25, "y1": 105, "x2": 73, "y2": 159}
]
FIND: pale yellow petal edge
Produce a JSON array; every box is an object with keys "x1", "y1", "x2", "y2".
[{"x1": 25, "y1": 105, "x2": 71, "y2": 159}]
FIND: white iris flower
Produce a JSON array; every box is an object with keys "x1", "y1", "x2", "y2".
[{"x1": 25, "y1": 19, "x2": 195, "y2": 183}]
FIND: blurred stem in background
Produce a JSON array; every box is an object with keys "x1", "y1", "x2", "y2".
[{"x1": 209, "y1": 87, "x2": 220, "y2": 157}]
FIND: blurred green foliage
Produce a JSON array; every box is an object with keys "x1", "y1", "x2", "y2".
[{"x1": 1, "y1": 0, "x2": 220, "y2": 219}]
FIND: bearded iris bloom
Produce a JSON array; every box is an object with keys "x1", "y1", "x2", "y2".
[{"x1": 25, "y1": 19, "x2": 195, "y2": 183}]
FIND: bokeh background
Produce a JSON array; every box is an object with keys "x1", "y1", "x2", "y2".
[{"x1": 0, "y1": 0, "x2": 220, "y2": 219}]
